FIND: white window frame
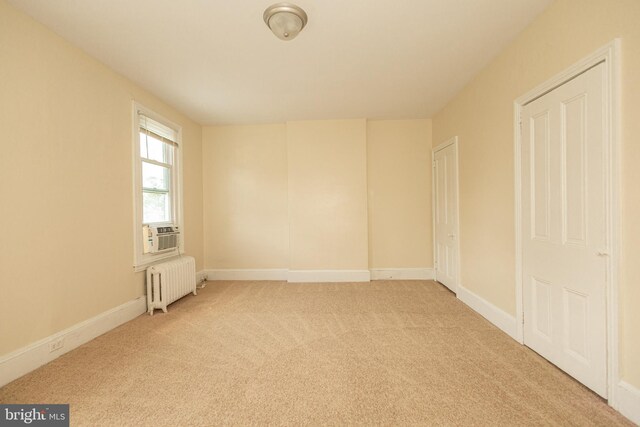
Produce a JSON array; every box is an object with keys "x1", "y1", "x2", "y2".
[{"x1": 132, "y1": 101, "x2": 184, "y2": 271}]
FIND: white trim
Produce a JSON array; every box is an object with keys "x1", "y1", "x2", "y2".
[
  {"x1": 370, "y1": 268, "x2": 434, "y2": 280},
  {"x1": 513, "y1": 94, "x2": 524, "y2": 345},
  {"x1": 133, "y1": 251, "x2": 182, "y2": 273},
  {"x1": 432, "y1": 137, "x2": 457, "y2": 153},
  {"x1": 457, "y1": 284, "x2": 519, "y2": 340},
  {"x1": 432, "y1": 136, "x2": 461, "y2": 293},
  {"x1": 616, "y1": 381, "x2": 640, "y2": 425},
  {"x1": 132, "y1": 101, "x2": 185, "y2": 271},
  {"x1": 0, "y1": 296, "x2": 146, "y2": 388},
  {"x1": 514, "y1": 40, "x2": 621, "y2": 403},
  {"x1": 205, "y1": 269, "x2": 288, "y2": 281},
  {"x1": 287, "y1": 270, "x2": 371, "y2": 283},
  {"x1": 133, "y1": 254, "x2": 184, "y2": 273},
  {"x1": 206, "y1": 269, "x2": 372, "y2": 282},
  {"x1": 431, "y1": 142, "x2": 437, "y2": 286},
  {"x1": 205, "y1": 269, "x2": 436, "y2": 282}
]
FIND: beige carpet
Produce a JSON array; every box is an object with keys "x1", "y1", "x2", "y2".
[{"x1": 0, "y1": 280, "x2": 632, "y2": 426}]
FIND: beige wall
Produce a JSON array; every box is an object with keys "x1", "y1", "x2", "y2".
[
  {"x1": 203, "y1": 119, "x2": 431, "y2": 273},
  {"x1": 287, "y1": 120, "x2": 369, "y2": 270},
  {"x1": 202, "y1": 125, "x2": 288, "y2": 269},
  {"x1": 432, "y1": 0, "x2": 640, "y2": 387},
  {"x1": 0, "y1": 1, "x2": 203, "y2": 356},
  {"x1": 367, "y1": 120, "x2": 433, "y2": 268}
]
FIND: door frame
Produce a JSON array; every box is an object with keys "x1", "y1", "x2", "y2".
[
  {"x1": 514, "y1": 40, "x2": 620, "y2": 404},
  {"x1": 432, "y1": 136, "x2": 461, "y2": 294}
]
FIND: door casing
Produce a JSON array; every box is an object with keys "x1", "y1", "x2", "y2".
[{"x1": 514, "y1": 40, "x2": 620, "y2": 405}]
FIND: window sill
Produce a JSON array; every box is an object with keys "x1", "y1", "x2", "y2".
[{"x1": 133, "y1": 249, "x2": 183, "y2": 272}]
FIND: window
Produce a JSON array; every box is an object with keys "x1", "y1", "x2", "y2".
[
  {"x1": 140, "y1": 117, "x2": 174, "y2": 224},
  {"x1": 133, "y1": 103, "x2": 183, "y2": 270}
]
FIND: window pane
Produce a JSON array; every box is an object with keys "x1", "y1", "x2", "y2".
[
  {"x1": 142, "y1": 162, "x2": 170, "y2": 190},
  {"x1": 140, "y1": 132, "x2": 171, "y2": 164},
  {"x1": 143, "y1": 191, "x2": 170, "y2": 223}
]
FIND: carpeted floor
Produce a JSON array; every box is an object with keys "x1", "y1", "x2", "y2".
[{"x1": 0, "y1": 280, "x2": 632, "y2": 426}]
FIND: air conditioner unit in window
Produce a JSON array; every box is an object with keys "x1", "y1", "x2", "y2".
[{"x1": 147, "y1": 225, "x2": 180, "y2": 253}]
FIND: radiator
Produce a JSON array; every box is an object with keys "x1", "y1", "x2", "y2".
[{"x1": 146, "y1": 256, "x2": 197, "y2": 315}]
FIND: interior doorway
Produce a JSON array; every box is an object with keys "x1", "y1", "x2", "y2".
[{"x1": 432, "y1": 137, "x2": 460, "y2": 293}]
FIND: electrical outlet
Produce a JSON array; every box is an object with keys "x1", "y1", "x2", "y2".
[{"x1": 49, "y1": 338, "x2": 64, "y2": 353}]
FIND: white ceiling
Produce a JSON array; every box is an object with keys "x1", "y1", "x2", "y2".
[{"x1": 8, "y1": 0, "x2": 552, "y2": 125}]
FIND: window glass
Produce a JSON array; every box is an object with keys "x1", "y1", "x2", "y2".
[
  {"x1": 142, "y1": 162, "x2": 170, "y2": 191},
  {"x1": 143, "y1": 192, "x2": 170, "y2": 224},
  {"x1": 140, "y1": 132, "x2": 171, "y2": 163}
]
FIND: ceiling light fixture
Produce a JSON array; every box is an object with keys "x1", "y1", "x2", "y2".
[{"x1": 263, "y1": 3, "x2": 308, "y2": 41}]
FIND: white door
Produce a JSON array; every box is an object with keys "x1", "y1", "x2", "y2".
[
  {"x1": 433, "y1": 140, "x2": 459, "y2": 292},
  {"x1": 521, "y1": 63, "x2": 607, "y2": 397}
]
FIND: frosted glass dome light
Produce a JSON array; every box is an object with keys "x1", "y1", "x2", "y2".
[{"x1": 263, "y1": 3, "x2": 308, "y2": 41}]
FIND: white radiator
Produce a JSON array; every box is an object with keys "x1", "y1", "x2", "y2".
[{"x1": 146, "y1": 256, "x2": 197, "y2": 315}]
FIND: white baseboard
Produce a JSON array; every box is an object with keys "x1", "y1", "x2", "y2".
[
  {"x1": 287, "y1": 269, "x2": 371, "y2": 283},
  {"x1": 370, "y1": 268, "x2": 434, "y2": 280},
  {"x1": 615, "y1": 380, "x2": 640, "y2": 425},
  {"x1": 205, "y1": 269, "x2": 288, "y2": 281},
  {"x1": 456, "y1": 284, "x2": 518, "y2": 340},
  {"x1": 205, "y1": 269, "x2": 370, "y2": 282},
  {"x1": 205, "y1": 268, "x2": 435, "y2": 282},
  {"x1": 0, "y1": 296, "x2": 146, "y2": 388}
]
